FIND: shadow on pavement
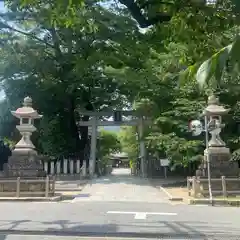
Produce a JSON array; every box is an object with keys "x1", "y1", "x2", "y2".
[
  {"x1": 0, "y1": 234, "x2": 6, "y2": 240},
  {"x1": 53, "y1": 168, "x2": 186, "y2": 192},
  {"x1": 0, "y1": 219, "x2": 238, "y2": 239}
]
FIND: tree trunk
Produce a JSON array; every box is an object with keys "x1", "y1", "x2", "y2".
[{"x1": 67, "y1": 96, "x2": 80, "y2": 159}]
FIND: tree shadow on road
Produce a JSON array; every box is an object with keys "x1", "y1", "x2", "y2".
[
  {"x1": 0, "y1": 220, "x2": 31, "y2": 240},
  {"x1": 0, "y1": 219, "x2": 238, "y2": 239},
  {"x1": 0, "y1": 234, "x2": 6, "y2": 240}
]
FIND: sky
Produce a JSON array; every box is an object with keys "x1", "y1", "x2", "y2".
[{"x1": 0, "y1": 1, "x2": 4, "y2": 10}]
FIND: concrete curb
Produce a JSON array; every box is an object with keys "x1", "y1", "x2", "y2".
[
  {"x1": 0, "y1": 193, "x2": 82, "y2": 202},
  {"x1": 159, "y1": 186, "x2": 183, "y2": 201},
  {"x1": 169, "y1": 197, "x2": 184, "y2": 201},
  {"x1": 189, "y1": 198, "x2": 240, "y2": 206},
  {"x1": 160, "y1": 181, "x2": 186, "y2": 188},
  {"x1": 0, "y1": 195, "x2": 62, "y2": 202},
  {"x1": 55, "y1": 179, "x2": 89, "y2": 191},
  {"x1": 55, "y1": 188, "x2": 85, "y2": 191}
]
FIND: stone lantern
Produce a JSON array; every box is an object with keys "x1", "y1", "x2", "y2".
[
  {"x1": 5, "y1": 97, "x2": 45, "y2": 177},
  {"x1": 11, "y1": 96, "x2": 42, "y2": 151},
  {"x1": 201, "y1": 95, "x2": 239, "y2": 178},
  {"x1": 203, "y1": 95, "x2": 230, "y2": 148}
]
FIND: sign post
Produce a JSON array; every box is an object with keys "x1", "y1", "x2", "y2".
[{"x1": 160, "y1": 159, "x2": 170, "y2": 178}]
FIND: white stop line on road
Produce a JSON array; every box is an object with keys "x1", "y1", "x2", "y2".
[{"x1": 107, "y1": 211, "x2": 177, "y2": 220}]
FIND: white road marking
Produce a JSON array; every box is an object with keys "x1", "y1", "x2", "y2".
[
  {"x1": 107, "y1": 211, "x2": 177, "y2": 220},
  {"x1": 194, "y1": 204, "x2": 208, "y2": 207},
  {"x1": 159, "y1": 186, "x2": 173, "y2": 198},
  {"x1": 134, "y1": 212, "x2": 147, "y2": 219}
]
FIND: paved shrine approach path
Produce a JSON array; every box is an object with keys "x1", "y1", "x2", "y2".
[
  {"x1": 72, "y1": 168, "x2": 169, "y2": 203},
  {"x1": 1, "y1": 168, "x2": 240, "y2": 239}
]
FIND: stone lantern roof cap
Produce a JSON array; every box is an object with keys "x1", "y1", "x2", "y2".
[
  {"x1": 11, "y1": 96, "x2": 43, "y2": 119},
  {"x1": 203, "y1": 95, "x2": 230, "y2": 116}
]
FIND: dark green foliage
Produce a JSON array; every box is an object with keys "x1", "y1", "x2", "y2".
[{"x1": 0, "y1": 0, "x2": 240, "y2": 171}]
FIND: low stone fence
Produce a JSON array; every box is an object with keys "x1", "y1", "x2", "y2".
[
  {"x1": 187, "y1": 176, "x2": 240, "y2": 198},
  {"x1": 0, "y1": 176, "x2": 55, "y2": 197},
  {"x1": 44, "y1": 159, "x2": 87, "y2": 178}
]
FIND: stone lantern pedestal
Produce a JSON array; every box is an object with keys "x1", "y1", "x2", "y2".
[
  {"x1": 203, "y1": 147, "x2": 239, "y2": 178},
  {"x1": 5, "y1": 149, "x2": 45, "y2": 178}
]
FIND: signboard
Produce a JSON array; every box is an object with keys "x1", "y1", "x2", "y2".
[{"x1": 160, "y1": 159, "x2": 170, "y2": 167}]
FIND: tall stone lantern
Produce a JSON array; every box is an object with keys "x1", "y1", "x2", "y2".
[
  {"x1": 202, "y1": 95, "x2": 239, "y2": 177},
  {"x1": 11, "y1": 96, "x2": 42, "y2": 151},
  {"x1": 5, "y1": 97, "x2": 45, "y2": 177}
]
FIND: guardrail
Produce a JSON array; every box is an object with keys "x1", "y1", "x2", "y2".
[
  {"x1": 187, "y1": 176, "x2": 240, "y2": 198},
  {"x1": 0, "y1": 176, "x2": 55, "y2": 197}
]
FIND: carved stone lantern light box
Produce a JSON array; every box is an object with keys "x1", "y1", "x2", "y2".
[
  {"x1": 11, "y1": 96, "x2": 42, "y2": 151},
  {"x1": 203, "y1": 95, "x2": 230, "y2": 148}
]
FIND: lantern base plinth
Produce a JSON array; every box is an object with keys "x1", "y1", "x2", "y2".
[
  {"x1": 193, "y1": 146, "x2": 240, "y2": 198},
  {"x1": 205, "y1": 147, "x2": 239, "y2": 178},
  {"x1": 4, "y1": 148, "x2": 46, "y2": 178}
]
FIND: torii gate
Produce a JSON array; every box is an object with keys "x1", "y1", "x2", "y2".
[{"x1": 77, "y1": 110, "x2": 148, "y2": 177}]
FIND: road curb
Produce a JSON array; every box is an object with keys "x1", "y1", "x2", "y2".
[
  {"x1": 0, "y1": 195, "x2": 62, "y2": 202},
  {"x1": 55, "y1": 178, "x2": 89, "y2": 191},
  {"x1": 55, "y1": 188, "x2": 85, "y2": 191},
  {"x1": 159, "y1": 186, "x2": 183, "y2": 201},
  {"x1": 59, "y1": 178, "x2": 91, "y2": 201},
  {"x1": 161, "y1": 180, "x2": 186, "y2": 188},
  {"x1": 189, "y1": 198, "x2": 240, "y2": 206}
]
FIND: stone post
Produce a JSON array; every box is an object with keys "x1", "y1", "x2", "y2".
[
  {"x1": 50, "y1": 162, "x2": 55, "y2": 175},
  {"x1": 44, "y1": 162, "x2": 48, "y2": 174},
  {"x1": 82, "y1": 160, "x2": 87, "y2": 177},
  {"x1": 56, "y1": 161, "x2": 61, "y2": 175},
  {"x1": 63, "y1": 159, "x2": 68, "y2": 174},
  {"x1": 70, "y1": 159, "x2": 74, "y2": 175},
  {"x1": 76, "y1": 160, "x2": 80, "y2": 174}
]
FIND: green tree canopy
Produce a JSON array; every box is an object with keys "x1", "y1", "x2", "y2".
[
  {"x1": 1, "y1": 0, "x2": 240, "y2": 171},
  {"x1": 98, "y1": 129, "x2": 121, "y2": 158},
  {"x1": 0, "y1": 0, "x2": 143, "y2": 159}
]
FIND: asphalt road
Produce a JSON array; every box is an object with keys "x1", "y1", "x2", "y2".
[
  {"x1": 0, "y1": 168, "x2": 240, "y2": 239},
  {"x1": 0, "y1": 201, "x2": 239, "y2": 239}
]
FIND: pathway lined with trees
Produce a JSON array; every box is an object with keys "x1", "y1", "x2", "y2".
[{"x1": 0, "y1": 0, "x2": 239, "y2": 174}]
